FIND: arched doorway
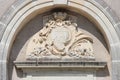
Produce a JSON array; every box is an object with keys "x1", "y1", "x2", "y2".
[{"x1": 0, "y1": 0, "x2": 119, "y2": 80}]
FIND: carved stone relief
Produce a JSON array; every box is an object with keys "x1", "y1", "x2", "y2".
[{"x1": 26, "y1": 12, "x2": 94, "y2": 60}]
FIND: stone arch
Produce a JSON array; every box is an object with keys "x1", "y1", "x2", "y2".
[{"x1": 0, "y1": 0, "x2": 120, "y2": 80}]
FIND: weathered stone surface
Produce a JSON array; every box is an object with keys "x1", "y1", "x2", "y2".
[
  {"x1": 14, "y1": 61, "x2": 107, "y2": 69},
  {"x1": 104, "y1": 0, "x2": 120, "y2": 19},
  {"x1": 53, "y1": 0, "x2": 68, "y2": 4},
  {"x1": 94, "y1": 0, "x2": 108, "y2": 8},
  {"x1": 0, "y1": 0, "x2": 32, "y2": 41},
  {"x1": 0, "y1": 6, "x2": 15, "y2": 26},
  {"x1": 0, "y1": 0, "x2": 16, "y2": 18},
  {"x1": 23, "y1": 69, "x2": 95, "y2": 80},
  {"x1": 0, "y1": 24, "x2": 5, "y2": 41},
  {"x1": 110, "y1": 43, "x2": 120, "y2": 60},
  {"x1": 8, "y1": 10, "x2": 110, "y2": 80},
  {"x1": 91, "y1": 0, "x2": 120, "y2": 26},
  {"x1": 0, "y1": 60, "x2": 7, "y2": 80},
  {"x1": 112, "y1": 62, "x2": 120, "y2": 80},
  {"x1": 106, "y1": 7, "x2": 120, "y2": 25},
  {"x1": 13, "y1": 0, "x2": 31, "y2": 8},
  {"x1": 115, "y1": 24, "x2": 120, "y2": 40},
  {"x1": 0, "y1": 0, "x2": 119, "y2": 80}
]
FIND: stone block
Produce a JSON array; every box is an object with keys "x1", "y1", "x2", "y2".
[
  {"x1": 94, "y1": 0, "x2": 108, "y2": 8},
  {"x1": 112, "y1": 62, "x2": 120, "y2": 80},
  {"x1": 53, "y1": 0, "x2": 68, "y2": 5},
  {"x1": 110, "y1": 43, "x2": 120, "y2": 60},
  {"x1": 0, "y1": 6, "x2": 15, "y2": 25},
  {"x1": 106, "y1": 7, "x2": 120, "y2": 24},
  {"x1": 0, "y1": 0, "x2": 16, "y2": 18},
  {"x1": 115, "y1": 24, "x2": 120, "y2": 40},
  {"x1": 13, "y1": 0, "x2": 30, "y2": 8},
  {"x1": 0, "y1": 61, "x2": 7, "y2": 80},
  {"x1": 0, "y1": 24, "x2": 5, "y2": 41},
  {"x1": 110, "y1": 0, "x2": 120, "y2": 19}
]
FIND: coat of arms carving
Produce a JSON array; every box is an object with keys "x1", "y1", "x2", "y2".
[{"x1": 26, "y1": 12, "x2": 94, "y2": 60}]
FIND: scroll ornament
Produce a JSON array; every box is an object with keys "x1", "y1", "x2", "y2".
[{"x1": 26, "y1": 12, "x2": 94, "y2": 60}]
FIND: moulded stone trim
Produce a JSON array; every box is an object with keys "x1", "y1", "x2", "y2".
[
  {"x1": 0, "y1": 0, "x2": 32, "y2": 25},
  {"x1": 0, "y1": 2, "x2": 54, "y2": 79},
  {"x1": 95, "y1": 2, "x2": 120, "y2": 44},
  {"x1": 53, "y1": 0, "x2": 68, "y2": 5},
  {"x1": 68, "y1": 1, "x2": 120, "y2": 67},
  {"x1": 93, "y1": 0, "x2": 108, "y2": 8},
  {"x1": 115, "y1": 24, "x2": 120, "y2": 39},
  {"x1": 0, "y1": 0, "x2": 119, "y2": 41},
  {"x1": 0, "y1": 24, "x2": 5, "y2": 43},
  {"x1": 68, "y1": 0, "x2": 119, "y2": 45},
  {"x1": 0, "y1": 0, "x2": 120, "y2": 80},
  {"x1": 85, "y1": 0, "x2": 120, "y2": 63},
  {"x1": 0, "y1": 1, "x2": 54, "y2": 58},
  {"x1": 14, "y1": 61, "x2": 107, "y2": 69},
  {"x1": 0, "y1": 0, "x2": 32, "y2": 41},
  {"x1": 13, "y1": 0, "x2": 31, "y2": 8},
  {"x1": 0, "y1": 7, "x2": 15, "y2": 25},
  {"x1": 88, "y1": 0, "x2": 120, "y2": 58},
  {"x1": 1, "y1": 2, "x2": 54, "y2": 63},
  {"x1": 0, "y1": 1, "x2": 54, "y2": 61},
  {"x1": 110, "y1": 42, "x2": 120, "y2": 60},
  {"x1": 106, "y1": 7, "x2": 120, "y2": 25},
  {"x1": 0, "y1": 7, "x2": 15, "y2": 41},
  {"x1": 0, "y1": 1, "x2": 54, "y2": 80},
  {"x1": 0, "y1": 0, "x2": 54, "y2": 42},
  {"x1": 112, "y1": 62, "x2": 120, "y2": 80},
  {"x1": 87, "y1": 0, "x2": 120, "y2": 29}
]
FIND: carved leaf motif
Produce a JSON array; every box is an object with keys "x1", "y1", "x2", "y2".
[{"x1": 26, "y1": 12, "x2": 94, "y2": 60}]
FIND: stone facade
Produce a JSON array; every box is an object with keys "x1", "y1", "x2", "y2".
[{"x1": 0, "y1": 0, "x2": 120, "y2": 80}]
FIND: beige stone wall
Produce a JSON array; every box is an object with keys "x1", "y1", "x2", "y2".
[
  {"x1": 0, "y1": 0, "x2": 120, "y2": 80},
  {"x1": 9, "y1": 10, "x2": 110, "y2": 80},
  {"x1": 0, "y1": 0, "x2": 120, "y2": 19},
  {"x1": 104, "y1": 0, "x2": 120, "y2": 18},
  {"x1": 0, "y1": 0, "x2": 16, "y2": 18}
]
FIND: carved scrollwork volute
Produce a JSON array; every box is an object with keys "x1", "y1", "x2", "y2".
[{"x1": 26, "y1": 12, "x2": 94, "y2": 60}]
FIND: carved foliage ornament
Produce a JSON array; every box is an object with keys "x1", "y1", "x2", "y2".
[{"x1": 26, "y1": 12, "x2": 94, "y2": 60}]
